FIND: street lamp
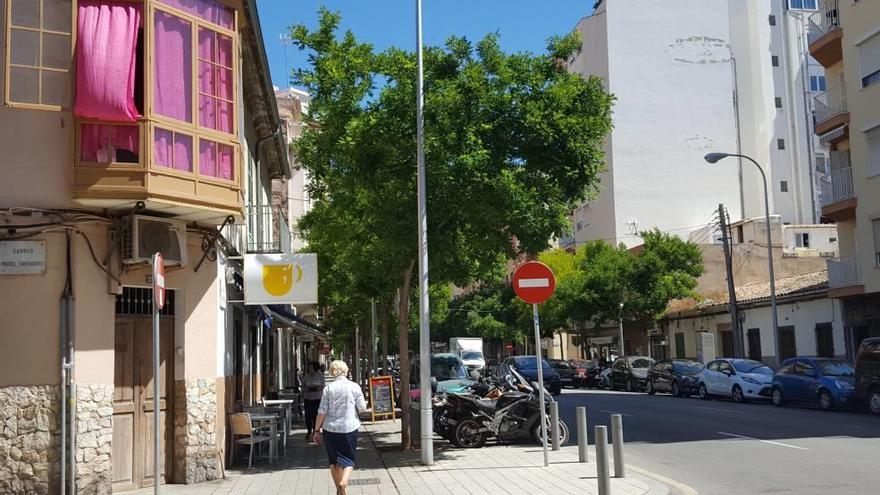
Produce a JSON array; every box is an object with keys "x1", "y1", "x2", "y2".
[
  {"x1": 618, "y1": 302, "x2": 624, "y2": 357},
  {"x1": 704, "y1": 152, "x2": 779, "y2": 364}
]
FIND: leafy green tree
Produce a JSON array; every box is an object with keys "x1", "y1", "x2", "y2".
[{"x1": 291, "y1": 9, "x2": 613, "y2": 449}]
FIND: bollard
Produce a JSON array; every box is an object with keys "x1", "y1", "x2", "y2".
[
  {"x1": 595, "y1": 425, "x2": 611, "y2": 495},
  {"x1": 550, "y1": 401, "x2": 560, "y2": 451},
  {"x1": 576, "y1": 406, "x2": 588, "y2": 463},
  {"x1": 611, "y1": 413, "x2": 625, "y2": 478}
]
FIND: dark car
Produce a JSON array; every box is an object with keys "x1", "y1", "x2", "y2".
[
  {"x1": 771, "y1": 357, "x2": 856, "y2": 411},
  {"x1": 854, "y1": 337, "x2": 880, "y2": 415},
  {"x1": 569, "y1": 359, "x2": 598, "y2": 388},
  {"x1": 547, "y1": 359, "x2": 578, "y2": 388},
  {"x1": 646, "y1": 359, "x2": 705, "y2": 397},
  {"x1": 501, "y1": 355, "x2": 562, "y2": 395},
  {"x1": 610, "y1": 356, "x2": 655, "y2": 392}
]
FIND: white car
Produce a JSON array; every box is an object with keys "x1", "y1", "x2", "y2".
[{"x1": 697, "y1": 358, "x2": 774, "y2": 402}]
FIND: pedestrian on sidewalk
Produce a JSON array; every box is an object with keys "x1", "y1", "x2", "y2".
[
  {"x1": 314, "y1": 360, "x2": 368, "y2": 495},
  {"x1": 303, "y1": 361, "x2": 325, "y2": 441}
]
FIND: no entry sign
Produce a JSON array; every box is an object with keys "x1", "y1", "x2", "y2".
[{"x1": 513, "y1": 261, "x2": 556, "y2": 304}]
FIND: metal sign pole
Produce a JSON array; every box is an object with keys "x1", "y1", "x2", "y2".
[
  {"x1": 533, "y1": 303, "x2": 549, "y2": 467},
  {"x1": 152, "y1": 270, "x2": 161, "y2": 494}
]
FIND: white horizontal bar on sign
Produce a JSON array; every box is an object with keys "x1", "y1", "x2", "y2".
[{"x1": 518, "y1": 278, "x2": 550, "y2": 288}]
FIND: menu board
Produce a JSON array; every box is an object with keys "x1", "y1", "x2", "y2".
[{"x1": 369, "y1": 376, "x2": 396, "y2": 422}]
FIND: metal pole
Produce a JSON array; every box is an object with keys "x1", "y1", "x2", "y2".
[
  {"x1": 371, "y1": 299, "x2": 378, "y2": 375},
  {"x1": 611, "y1": 414, "x2": 625, "y2": 478},
  {"x1": 595, "y1": 425, "x2": 611, "y2": 495},
  {"x1": 533, "y1": 303, "x2": 549, "y2": 467},
  {"x1": 550, "y1": 401, "x2": 560, "y2": 451},
  {"x1": 577, "y1": 406, "x2": 588, "y2": 463},
  {"x1": 153, "y1": 298, "x2": 160, "y2": 493},
  {"x1": 618, "y1": 303, "x2": 625, "y2": 357},
  {"x1": 355, "y1": 322, "x2": 361, "y2": 385},
  {"x1": 415, "y1": 0, "x2": 433, "y2": 466}
]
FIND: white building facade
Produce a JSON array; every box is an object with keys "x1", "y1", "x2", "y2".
[{"x1": 569, "y1": 0, "x2": 829, "y2": 248}]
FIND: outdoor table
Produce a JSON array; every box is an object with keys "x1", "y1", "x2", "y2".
[
  {"x1": 262, "y1": 399, "x2": 295, "y2": 449},
  {"x1": 250, "y1": 412, "x2": 280, "y2": 462}
]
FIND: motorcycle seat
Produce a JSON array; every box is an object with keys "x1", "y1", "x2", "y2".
[{"x1": 474, "y1": 398, "x2": 497, "y2": 412}]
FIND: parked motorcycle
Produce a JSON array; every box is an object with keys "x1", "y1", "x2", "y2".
[{"x1": 446, "y1": 368, "x2": 570, "y2": 449}]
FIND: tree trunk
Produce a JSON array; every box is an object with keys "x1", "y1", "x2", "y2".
[
  {"x1": 380, "y1": 299, "x2": 390, "y2": 368},
  {"x1": 396, "y1": 262, "x2": 415, "y2": 451}
]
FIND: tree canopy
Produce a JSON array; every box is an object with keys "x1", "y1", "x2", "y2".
[{"x1": 291, "y1": 8, "x2": 614, "y2": 449}]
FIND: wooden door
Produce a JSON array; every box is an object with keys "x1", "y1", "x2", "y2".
[
  {"x1": 778, "y1": 326, "x2": 797, "y2": 362},
  {"x1": 112, "y1": 318, "x2": 174, "y2": 491}
]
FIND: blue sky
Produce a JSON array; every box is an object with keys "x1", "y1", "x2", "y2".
[{"x1": 256, "y1": 0, "x2": 595, "y2": 89}]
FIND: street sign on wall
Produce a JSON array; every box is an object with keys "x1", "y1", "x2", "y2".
[
  {"x1": 244, "y1": 253, "x2": 318, "y2": 305},
  {"x1": 512, "y1": 261, "x2": 556, "y2": 304},
  {"x1": 0, "y1": 240, "x2": 46, "y2": 275}
]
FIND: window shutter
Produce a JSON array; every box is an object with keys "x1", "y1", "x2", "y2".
[
  {"x1": 867, "y1": 127, "x2": 880, "y2": 178},
  {"x1": 858, "y1": 34, "x2": 880, "y2": 83}
]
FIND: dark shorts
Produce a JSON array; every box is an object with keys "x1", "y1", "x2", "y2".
[{"x1": 324, "y1": 430, "x2": 358, "y2": 468}]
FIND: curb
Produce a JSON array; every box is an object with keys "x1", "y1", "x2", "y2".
[{"x1": 629, "y1": 465, "x2": 698, "y2": 495}]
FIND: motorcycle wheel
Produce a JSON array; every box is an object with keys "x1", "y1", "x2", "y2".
[
  {"x1": 531, "y1": 418, "x2": 570, "y2": 447},
  {"x1": 453, "y1": 419, "x2": 486, "y2": 449}
]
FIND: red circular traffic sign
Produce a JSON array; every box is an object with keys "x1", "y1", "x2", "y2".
[
  {"x1": 152, "y1": 252, "x2": 166, "y2": 310},
  {"x1": 512, "y1": 261, "x2": 556, "y2": 304}
]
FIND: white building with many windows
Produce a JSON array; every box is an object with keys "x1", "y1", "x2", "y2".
[{"x1": 566, "y1": 0, "x2": 830, "y2": 248}]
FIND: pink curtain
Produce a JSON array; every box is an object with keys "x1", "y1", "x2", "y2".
[
  {"x1": 81, "y1": 124, "x2": 139, "y2": 162},
  {"x1": 197, "y1": 28, "x2": 233, "y2": 133},
  {"x1": 154, "y1": 11, "x2": 192, "y2": 122},
  {"x1": 154, "y1": 128, "x2": 192, "y2": 172},
  {"x1": 198, "y1": 139, "x2": 233, "y2": 180},
  {"x1": 74, "y1": 1, "x2": 141, "y2": 121}
]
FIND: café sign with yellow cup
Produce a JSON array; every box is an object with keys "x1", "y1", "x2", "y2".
[{"x1": 243, "y1": 253, "x2": 318, "y2": 305}]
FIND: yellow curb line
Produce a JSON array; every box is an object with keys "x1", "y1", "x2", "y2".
[{"x1": 628, "y1": 465, "x2": 698, "y2": 495}]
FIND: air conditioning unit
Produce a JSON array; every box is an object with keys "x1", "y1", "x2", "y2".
[{"x1": 121, "y1": 215, "x2": 188, "y2": 266}]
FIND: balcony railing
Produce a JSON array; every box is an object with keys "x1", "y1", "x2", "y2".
[
  {"x1": 808, "y1": 0, "x2": 841, "y2": 45},
  {"x1": 819, "y1": 166, "x2": 854, "y2": 207},
  {"x1": 827, "y1": 254, "x2": 861, "y2": 288},
  {"x1": 223, "y1": 204, "x2": 293, "y2": 254},
  {"x1": 813, "y1": 84, "x2": 847, "y2": 127}
]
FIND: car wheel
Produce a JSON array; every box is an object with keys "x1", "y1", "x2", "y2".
[
  {"x1": 646, "y1": 380, "x2": 655, "y2": 395},
  {"x1": 732, "y1": 385, "x2": 745, "y2": 403},
  {"x1": 818, "y1": 390, "x2": 834, "y2": 411},
  {"x1": 625, "y1": 378, "x2": 634, "y2": 392},
  {"x1": 699, "y1": 383, "x2": 710, "y2": 400},
  {"x1": 453, "y1": 419, "x2": 486, "y2": 449},
  {"x1": 771, "y1": 387, "x2": 785, "y2": 407},
  {"x1": 671, "y1": 382, "x2": 681, "y2": 397},
  {"x1": 869, "y1": 389, "x2": 880, "y2": 416}
]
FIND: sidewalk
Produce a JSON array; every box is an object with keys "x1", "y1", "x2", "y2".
[{"x1": 128, "y1": 419, "x2": 683, "y2": 495}]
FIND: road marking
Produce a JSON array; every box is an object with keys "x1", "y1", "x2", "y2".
[
  {"x1": 695, "y1": 406, "x2": 746, "y2": 415},
  {"x1": 717, "y1": 431, "x2": 808, "y2": 450},
  {"x1": 517, "y1": 278, "x2": 550, "y2": 288},
  {"x1": 628, "y1": 465, "x2": 698, "y2": 495},
  {"x1": 600, "y1": 410, "x2": 634, "y2": 417}
]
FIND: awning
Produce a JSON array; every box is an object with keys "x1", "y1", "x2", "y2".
[{"x1": 262, "y1": 305, "x2": 328, "y2": 341}]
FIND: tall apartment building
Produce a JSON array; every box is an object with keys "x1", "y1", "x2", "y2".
[
  {"x1": 0, "y1": 1, "x2": 318, "y2": 492},
  {"x1": 568, "y1": 0, "x2": 829, "y2": 248},
  {"x1": 810, "y1": 0, "x2": 880, "y2": 355}
]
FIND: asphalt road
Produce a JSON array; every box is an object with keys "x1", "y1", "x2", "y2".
[{"x1": 555, "y1": 388, "x2": 880, "y2": 495}]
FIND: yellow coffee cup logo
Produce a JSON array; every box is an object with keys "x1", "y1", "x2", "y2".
[{"x1": 262, "y1": 264, "x2": 303, "y2": 297}]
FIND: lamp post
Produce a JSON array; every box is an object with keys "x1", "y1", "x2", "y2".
[
  {"x1": 618, "y1": 303, "x2": 625, "y2": 357},
  {"x1": 704, "y1": 152, "x2": 779, "y2": 363},
  {"x1": 415, "y1": 0, "x2": 433, "y2": 466}
]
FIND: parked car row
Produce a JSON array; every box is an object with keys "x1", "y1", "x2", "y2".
[{"x1": 635, "y1": 336, "x2": 880, "y2": 416}]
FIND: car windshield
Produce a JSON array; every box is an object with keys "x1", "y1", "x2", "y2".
[
  {"x1": 550, "y1": 360, "x2": 572, "y2": 369},
  {"x1": 816, "y1": 360, "x2": 855, "y2": 377},
  {"x1": 732, "y1": 360, "x2": 773, "y2": 375},
  {"x1": 629, "y1": 358, "x2": 653, "y2": 369},
  {"x1": 673, "y1": 361, "x2": 705, "y2": 375},
  {"x1": 515, "y1": 357, "x2": 553, "y2": 370},
  {"x1": 430, "y1": 357, "x2": 468, "y2": 380},
  {"x1": 460, "y1": 351, "x2": 483, "y2": 361},
  {"x1": 570, "y1": 359, "x2": 595, "y2": 369}
]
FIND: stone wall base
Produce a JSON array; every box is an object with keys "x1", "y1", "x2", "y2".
[
  {"x1": 173, "y1": 379, "x2": 219, "y2": 484},
  {"x1": 0, "y1": 385, "x2": 60, "y2": 495},
  {"x1": 75, "y1": 383, "x2": 113, "y2": 495}
]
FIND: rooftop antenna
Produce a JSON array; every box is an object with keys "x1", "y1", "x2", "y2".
[{"x1": 280, "y1": 32, "x2": 293, "y2": 90}]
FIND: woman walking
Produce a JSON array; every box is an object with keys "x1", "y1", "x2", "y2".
[
  {"x1": 314, "y1": 360, "x2": 367, "y2": 495},
  {"x1": 303, "y1": 361, "x2": 325, "y2": 441}
]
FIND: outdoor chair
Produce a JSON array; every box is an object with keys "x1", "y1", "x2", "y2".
[{"x1": 229, "y1": 412, "x2": 271, "y2": 468}]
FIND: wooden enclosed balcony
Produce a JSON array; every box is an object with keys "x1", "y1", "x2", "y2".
[{"x1": 72, "y1": 120, "x2": 243, "y2": 225}]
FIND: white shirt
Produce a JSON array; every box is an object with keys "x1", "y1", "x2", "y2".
[
  {"x1": 303, "y1": 371, "x2": 326, "y2": 401},
  {"x1": 317, "y1": 376, "x2": 367, "y2": 433}
]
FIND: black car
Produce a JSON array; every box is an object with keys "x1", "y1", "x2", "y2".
[
  {"x1": 501, "y1": 355, "x2": 563, "y2": 395},
  {"x1": 547, "y1": 359, "x2": 578, "y2": 388},
  {"x1": 854, "y1": 337, "x2": 880, "y2": 415},
  {"x1": 646, "y1": 359, "x2": 705, "y2": 397},
  {"x1": 609, "y1": 356, "x2": 655, "y2": 392}
]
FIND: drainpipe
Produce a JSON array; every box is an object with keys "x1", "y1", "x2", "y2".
[
  {"x1": 60, "y1": 230, "x2": 76, "y2": 495},
  {"x1": 730, "y1": 56, "x2": 746, "y2": 220}
]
